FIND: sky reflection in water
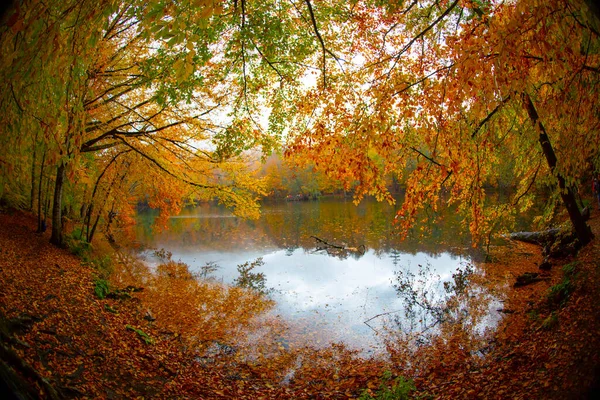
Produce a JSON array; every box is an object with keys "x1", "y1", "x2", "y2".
[{"x1": 136, "y1": 199, "x2": 480, "y2": 352}]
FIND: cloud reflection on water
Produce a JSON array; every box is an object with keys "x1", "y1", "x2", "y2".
[
  {"x1": 169, "y1": 246, "x2": 469, "y2": 351},
  {"x1": 136, "y1": 199, "x2": 487, "y2": 351}
]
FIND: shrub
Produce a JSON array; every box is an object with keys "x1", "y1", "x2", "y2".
[
  {"x1": 234, "y1": 258, "x2": 271, "y2": 295},
  {"x1": 562, "y1": 261, "x2": 579, "y2": 277},
  {"x1": 359, "y1": 371, "x2": 415, "y2": 400},
  {"x1": 546, "y1": 261, "x2": 579, "y2": 308},
  {"x1": 94, "y1": 278, "x2": 110, "y2": 299},
  {"x1": 547, "y1": 280, "x2": 573, "y2": 307},
  {"x1": 541, "y1": 312, "x2": 558, "y2": 330},
  {"x1": 66, "y1": 234, "x2": 92, "y2": 260},
  {"x1": 91, "y1": 255, "x2": 113, "y2": 278},
  {"x1": 156, "y1": 261, "x2": 195, "y2": 280}
]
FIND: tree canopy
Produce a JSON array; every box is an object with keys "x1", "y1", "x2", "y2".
[
  {"x1": 286, "y1": 0, "x2": 600, "y2": 244},
  {"x1": 1, "y1": 0, "x2": 599, "y2": 246}
]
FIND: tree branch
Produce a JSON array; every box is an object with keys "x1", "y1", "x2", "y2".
[
  {"x1": 471, "y1": 94, "x2": 511, "y2": 138},
  {"x1": 409, "y1": 146, "x2": 444, "y2": 167},
  {"x1": 391, "y1": 63, "x2": 454, "y2": 96},
  {"x1": 115, "y1": 137, "x2": 216, "y2": 191},
  {"x1": 10, "y1": 83, "x2": 24, "y2": 113},
  {"x1": 303, "y1": 0, "x2": 341, "y2": 88},
  {"x1": 387, "y1": 0, "x2": 460, "y2": 76}
]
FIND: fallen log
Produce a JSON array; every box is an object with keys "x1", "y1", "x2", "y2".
[
  {"x1": 508, "y1": 229, "x2": 560, "y2": 246},
  {"x1": 513, "y1": 272, "x2": 550, "y2": 288},
  {"x1": 509, "y1": 227, "x2": 583, "y2": 259},
  {"x1": 309, "y1": 236, "x2": 366, "y2": 257}
]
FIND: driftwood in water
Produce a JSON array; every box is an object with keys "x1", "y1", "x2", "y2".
[
  {"x1": 310, "y1": 235, "x2": 345, "y2": 250},
  {"x1": 310, "y1": 236, "x2": 366, "y2": 258}
]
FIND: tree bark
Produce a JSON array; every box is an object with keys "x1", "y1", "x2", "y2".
[
  {"x1": 583, "y1": 0, "x2": 600, "y2": 24},
  {"x1": 36, "y1": 150, "x2": 46, "y2": 232},
  {"x1": 29, "y1": 138, "x2": 37, "y2": 211},
  {"x1": 522, "y1": 92, "x2": 593, "y2": 245},
  {"x1": 50, "y1": 162, "x2": 65, "y2": 247}
]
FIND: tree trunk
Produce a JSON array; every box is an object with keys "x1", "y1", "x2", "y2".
[
  {"x1": 44, "y1": 175, "x2": 51, "y2": 221},
  {"x1": 584, "y1": 0, "x2": 600, "y2": 24},
  {"x1": 29, "y1": 143, "x2": 37, "y2": 211},
  {"x1": 522, "y1": 92, "x2": 593, "y2": 245},
  {"x1": 50, "y1": 162, "x2": 65, "y2": 247},
  {"x1": 36, "y1": 150, "x2": 46, "y2": 232},
  {"x1": 508, "y1": 228, "x2": 561, "y2": 245}
]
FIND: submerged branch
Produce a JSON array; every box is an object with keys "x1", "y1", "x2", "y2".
[
  {"x1": 364, "y1": 309, "x2": 403, "y2": 333},
  {"x1": 310, "y1": 235, "x2": 345, "y2": 249},
  {"x1": 310, "y1": 235, "x2": 366, "y2": 258}
]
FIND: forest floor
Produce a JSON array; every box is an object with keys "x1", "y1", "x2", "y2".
[{"x1": 0, "y1": 208, "x2": 599, "y2": 399}]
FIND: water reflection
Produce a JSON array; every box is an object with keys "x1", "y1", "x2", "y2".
[
  {"x1": 135, "y1": 198, "x2": 483, "y2": 351},
  {"x1": 137, "y1": 198, "x2": 480, "y2": 258}
]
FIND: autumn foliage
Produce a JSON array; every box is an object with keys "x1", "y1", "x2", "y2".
[
  {"x1": 0, "y1": 209, "x2": 599, "y2": 398},
  {"x1": 0, "y1": 0, "x2": 598, "y2": 248},
  {"x1": 2, "y1": 0, "x2": 600, "y2": 398}
]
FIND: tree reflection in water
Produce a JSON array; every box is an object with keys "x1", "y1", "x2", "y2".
[{"x1": 134, "y1": 197, "x2": 531, "y2": 352}]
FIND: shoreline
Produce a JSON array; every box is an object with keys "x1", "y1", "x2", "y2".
[{"x1": 1, "y1": 208, "x2": 599, "y2": 398}]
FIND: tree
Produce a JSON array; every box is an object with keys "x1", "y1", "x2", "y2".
[
  {"x1": 258, "y1": 153, "x2": 344, "y2": 197},
  {"x1": 0, "y1": 0, "x2": 330, "y2": 245},
  {"x1": 286, "y1": 0, "x2": 600, "y2": 245}
]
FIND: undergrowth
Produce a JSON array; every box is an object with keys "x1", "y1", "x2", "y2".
[
  {"x1": 546, "y1": 261, "x2": 580, "y2": 308},
  {"x1": 359, "y1": 371, "x2": 416, "y2": 400},
  {"x1": 94, "y1": 278, "x2": 110, "y2": 299}
]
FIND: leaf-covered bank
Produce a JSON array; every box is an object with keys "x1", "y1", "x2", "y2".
[{"x1": 1, "y1": 209, "x2": 599, "y2": 399}]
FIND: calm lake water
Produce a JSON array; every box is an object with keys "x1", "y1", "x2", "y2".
[{"x1": 135, "y1": 197, "x2": 508, "y2": 353}]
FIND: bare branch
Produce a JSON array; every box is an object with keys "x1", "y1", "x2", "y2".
[
  {"x1": 409, "y1": 146, "x2": 444, "y2": 168},
  {"x1": 10, "y1": 83, "x2": 24, "y2": 113},
  {"x1": 512, "y1": 161, "x2": 541, "y2": 206},
  {"x1": 80, "y1": 141, "x2": 121, "y2": 153},
  {"x1": 115, "y1": 137, "x2": 214, "y2": 190},
  {"x1": 391, "y1": 63, "x2": 454, "y2": 96}
]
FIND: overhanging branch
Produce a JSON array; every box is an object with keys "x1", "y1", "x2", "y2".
[
  {"x1": 471, "y1": 95, "x2": 511, "y2": 138},
  {"x1": 303, "y1": 0, "x2": 342, "y2": 88},
  {"x1": 386, "y1": 0, "x2": 460, "y2": 76}
]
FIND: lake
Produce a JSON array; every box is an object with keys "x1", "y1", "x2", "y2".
[{"x1": 135, "y1": 197, "x2": 510, "y2": 353}]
